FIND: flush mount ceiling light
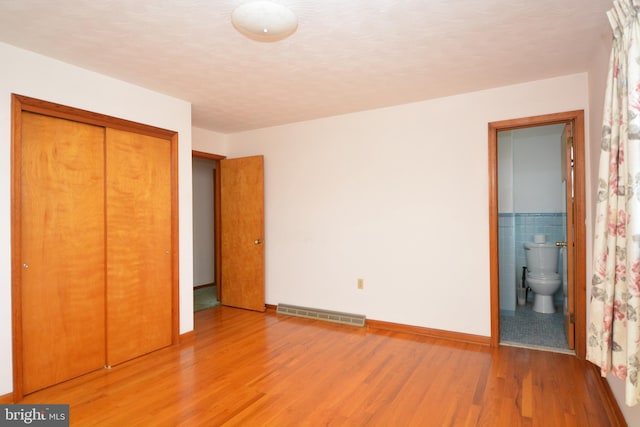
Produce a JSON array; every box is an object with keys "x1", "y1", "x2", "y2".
[{"x1": 232, "y1": 1, "x2": 298, "y2": 42}]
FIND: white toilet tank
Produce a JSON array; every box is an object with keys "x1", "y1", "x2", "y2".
[{"x1": 524, "y1": 242, "x2": 559, "y2": 275}]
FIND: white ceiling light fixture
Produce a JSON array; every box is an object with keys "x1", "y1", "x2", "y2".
[{"x1": 232, "y1": 1, "x2": 298, "y2": 42}]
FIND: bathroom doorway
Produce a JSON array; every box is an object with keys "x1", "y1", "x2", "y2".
[{"x1": 488, "y1": 111, "x2": 586, "y2": 358}]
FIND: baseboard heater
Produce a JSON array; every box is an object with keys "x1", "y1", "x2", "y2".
[{"x1": 276, "y1": 303, "x2": 366, "y2": 327}]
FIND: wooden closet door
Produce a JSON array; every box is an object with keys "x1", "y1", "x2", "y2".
[
  {"x1": 20, "y1": 112, "x2": 106, "y2": 394},
  {"x1": 105, "y1": 128, "x2": 172, "y2": 366}
]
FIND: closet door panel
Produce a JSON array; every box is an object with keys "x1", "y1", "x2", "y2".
[
  {"x1": 20, "y1": 112, "x2": 106, "y2": 394},
  {"x1": 105, "y1": 128, "x2": 172, "y2": 366}
]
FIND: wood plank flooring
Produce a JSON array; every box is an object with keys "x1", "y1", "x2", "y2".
[{"x1": 20, "y1": 306, "x2": 616, "y2": 426}]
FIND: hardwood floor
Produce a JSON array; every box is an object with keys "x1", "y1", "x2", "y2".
[{"x1": 20, "y1": 306, "x2": 617, "y2": 426}]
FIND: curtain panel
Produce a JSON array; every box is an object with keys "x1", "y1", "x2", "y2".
[{"x1": 587, "y1": 0, "x2": 640, "y2": 407}]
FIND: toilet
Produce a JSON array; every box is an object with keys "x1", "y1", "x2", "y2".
[{"x1": 524, "y1": 235, "x2": 562, "y2": 314}]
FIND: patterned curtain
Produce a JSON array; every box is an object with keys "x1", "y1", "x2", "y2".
[{"x1": 587, "y1": 0, "x2": 640, "y2": 407}]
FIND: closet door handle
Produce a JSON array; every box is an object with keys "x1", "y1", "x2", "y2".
[{"x1": 254, "y1": 239, "x2": 263, "y2": 245}]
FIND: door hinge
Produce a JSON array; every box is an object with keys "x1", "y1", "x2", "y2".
[{"x1": 570, "y1": 313, "x2": 575, "y2": 324}]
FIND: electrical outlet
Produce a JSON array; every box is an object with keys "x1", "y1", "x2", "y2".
[{"x1": 357, "y1": 278, "x2": 364, "y2": 289}]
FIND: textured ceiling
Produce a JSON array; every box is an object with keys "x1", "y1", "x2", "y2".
[{"x1": 0, "y1": 0, "x2": 612, "y2": 133}]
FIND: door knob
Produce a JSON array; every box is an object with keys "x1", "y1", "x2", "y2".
[{"x1": 254, "y1": 239, "x2": 263, "y2": 245}]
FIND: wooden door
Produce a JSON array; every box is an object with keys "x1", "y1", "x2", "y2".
[
  {"x1": 20, "y1": 112, "x2": 106, "y2": 394},
  {"x1": 220, "y1": 156, "x2": 265, "y2": 312},
  {"x1": 562, "y1": 124, "x2": 575, "y2": 350},
  {"x1": 105, "y1": 128, "x2": 173, "y2": 366}
]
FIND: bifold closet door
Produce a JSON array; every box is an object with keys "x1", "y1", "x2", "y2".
[
  {"x1": 20, "y1": 112, "x2": 106, "y2": 394},
  {"x1": 105, "y1": 128, "x2": 172, "y2": 366}
]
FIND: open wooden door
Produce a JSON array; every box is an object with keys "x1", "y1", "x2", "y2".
[
  {"x1": 220, "y1": 155, "x2": 265, "y2": 312},
  {"x1": 562, "y1": 124, "x2": 576, "y2": 350}
]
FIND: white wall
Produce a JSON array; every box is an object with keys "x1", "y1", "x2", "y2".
[
  {"x1": 498, "y1": 131, "x2": 514, "y2": 212},
  {"x1": 193, "y1": 126, "x2": 228, "y2": 154},
  {"x1": 0, "y1": 43, "x2": 194, "y2": 396},
  {"x1": 512, "y1": 125, "x2": 565, "y2": 213},
  {"x1": 198, "y1": 74, "x2": 589, "y2": 337},
  {"x1": 498, "y1": 125, "x2": 565, "y2": 214}
]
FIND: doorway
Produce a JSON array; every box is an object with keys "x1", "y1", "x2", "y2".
[
  {"x1": 192, "y1": 150, "x2": 224, "y2": 307},
  {"x1": 488, "y1": 111, "x2": 587, "y2": 359},
  {"x1": 193, "y1": 155, "x2": 220, "y2": 311},
  {"x1": 191, "y1": 151, "x2": 266, "y2": 313}
]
